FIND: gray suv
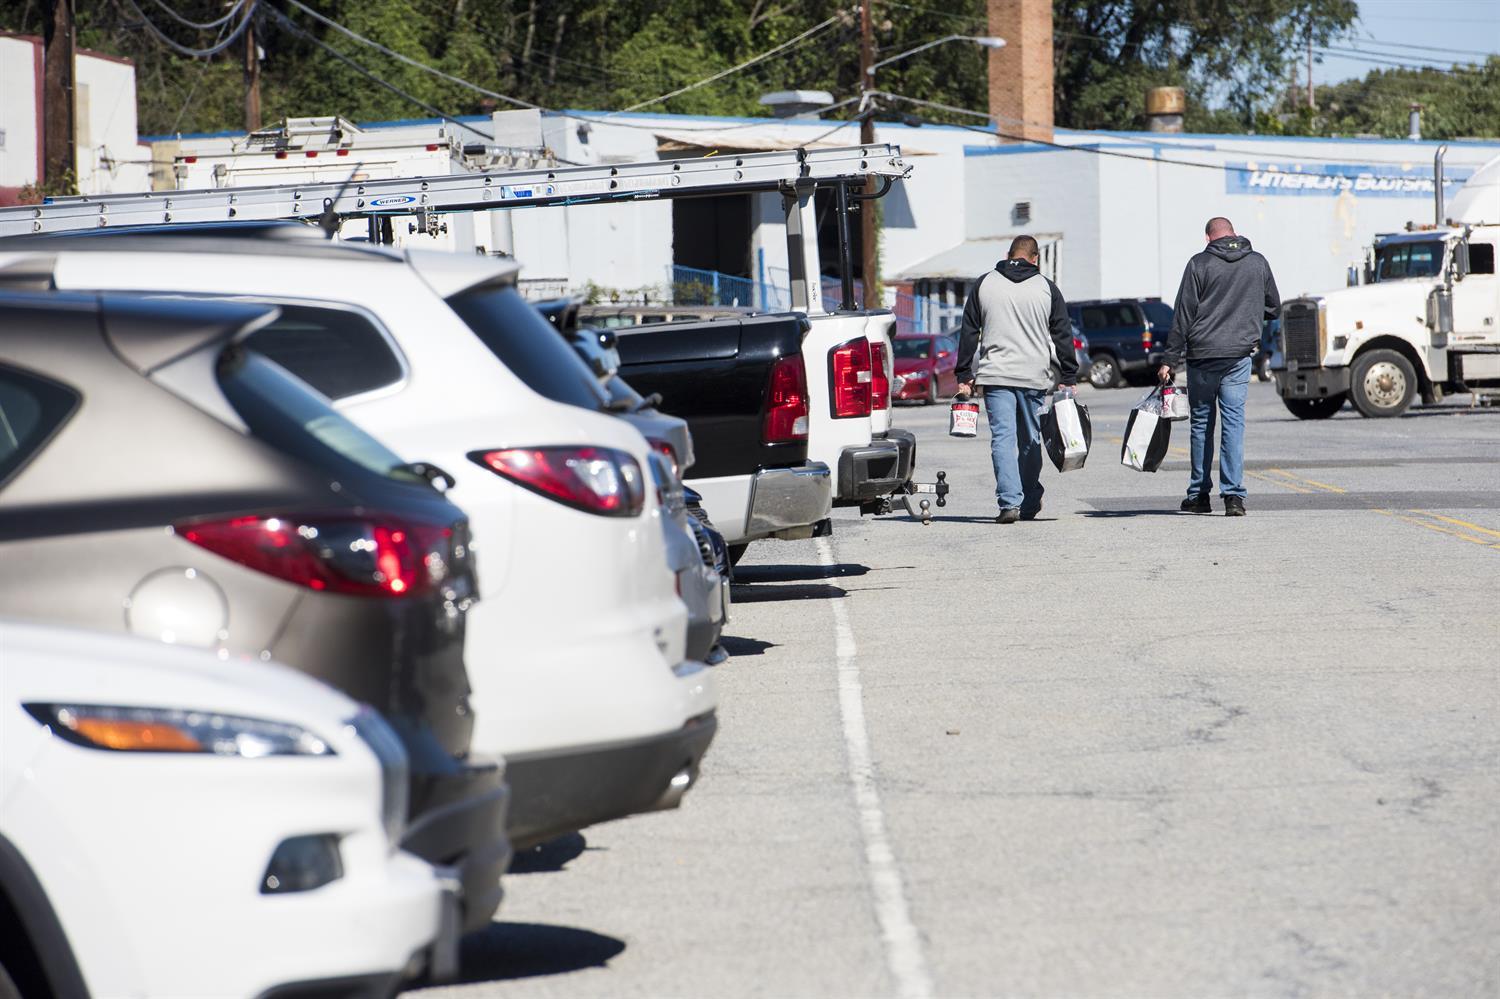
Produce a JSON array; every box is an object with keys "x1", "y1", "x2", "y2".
[{"x1": 0, "y1": 291, "x2": 510, "y2": 933}]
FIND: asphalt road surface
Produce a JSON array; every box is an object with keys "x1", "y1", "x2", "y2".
[{"x1": 415, "y1": 381, "x2": 1500, "y2": 998}]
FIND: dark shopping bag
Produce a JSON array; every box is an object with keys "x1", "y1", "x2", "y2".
[
  {"x1": 1120, "y1": 405, "x2": 1171, "y2": 472},
  {"x1": 1039, "y1": 394, "x2": 1091, "y2": 472}
]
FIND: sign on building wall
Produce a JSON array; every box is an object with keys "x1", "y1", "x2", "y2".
[{"x1": 1225, "y1": 161, "x2": 1475, "y2": 198}]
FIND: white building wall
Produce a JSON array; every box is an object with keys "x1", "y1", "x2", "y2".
[
  {"x1": 964, "y1": 148, "x2": 1102, "y2": 297},
  {"x1": 0, "y1": 36, "x2": 41, "y2": 190}
]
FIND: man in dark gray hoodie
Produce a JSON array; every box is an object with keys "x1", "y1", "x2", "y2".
[
  {"x1": 1158, "y1": 217, "x2": 1280, "y2": 517},
  {"x1": 956, "y1": 235, "x2": 1078, "y2": 523}
]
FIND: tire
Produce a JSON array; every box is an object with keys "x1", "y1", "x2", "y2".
[
  {"x1": 1256, "y1": 353, "x2": 1273, "y2": 382},
  {"x1": 1282, "y1": 395, "x2": 1346, "y2": 420},
  {"x1": 727, "y1": 544, "x2": 748, "y2": 567},
  {"x1": 925, "y1": 377, "x2": 938, "y2": 406},
  {"x1": 1088, "y1": 353, "x2": 1123, "y2": 389},
  {"x1": 1349, "y1": 349, "x2": 1417, "y2": 418}
]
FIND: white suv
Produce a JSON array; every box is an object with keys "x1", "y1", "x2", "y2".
[
  {"x1": 0, "y1": 621, "x2": 456, "y2": 998},
  {"x1": 5, "y1": 228, "x2": 717, "y2": 849}
]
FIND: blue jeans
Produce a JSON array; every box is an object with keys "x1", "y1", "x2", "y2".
[
  {"x1": 983, "y1": 386, "x2": 1046, "y2": 512},
  {"x1": 1186, "y1": 355, "x2": 1251, "y2": 499}
]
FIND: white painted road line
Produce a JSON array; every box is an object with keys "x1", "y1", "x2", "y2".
[{"x1": 817, "y1": 537, "x2": 934, "y2": 999}]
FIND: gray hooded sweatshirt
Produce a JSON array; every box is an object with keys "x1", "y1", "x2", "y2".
[
  {"x1": 955, "y1": 258, "x2": 1078, "y2": 391},
  {"x1": 1162, "y1": 234, "x2": 1280, "y2": 369}
]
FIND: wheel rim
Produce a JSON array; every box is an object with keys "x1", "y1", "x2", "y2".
[
  {"x1": 1362, "y1": 361, "x2": 1407, "y2": 409},
  {"x1": 1090, "y1": 358, "x2": 1114, "y2": 386}
]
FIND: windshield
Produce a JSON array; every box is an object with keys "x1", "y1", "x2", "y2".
[
  {"x1": 1375, "y1": 240, "x2": 1444, "y2": 281},
  {"x1": 446, "y1": 284, "x2": 609, "y2": 411},
  {"x1": 892, "y1": 338, "x2": 931, "y2": 360}
]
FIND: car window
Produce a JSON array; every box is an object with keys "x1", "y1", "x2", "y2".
[
  {"x1": 892, "y1": 339, "x2": 931, "y2": 359},
  {"x1": 1082, "y1": 307, "x2": 1107, "y2": 331},
  {"x1": 0, "y1": 365, "x2": 80, "y2": 489},
  {"x1": 1468, "y1": 243, "x2": 1495, "y2": 275},
  {"x1": 245, "y1": 305, "x2": 404, "y2": 401},
  {"x1": 1105, "y1": 304, "x2": 1137, "y2": 327},
  {"x1": 447, "y1": 284, "x2": 608, "y2": 411},
  {"x1": 939, "y1": 338, "x2": 957, "y2": 354},
  {"x1": 1375, "y1": 241, "x2": 1443, "y2": 281},
  {"x1": 218, "y1": 350, "x2": 426, "y2": 486}
]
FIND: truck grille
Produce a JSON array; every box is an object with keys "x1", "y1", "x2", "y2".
[{"x1": 1282, "y1": 301, "x2": 1321, "y2": 366}]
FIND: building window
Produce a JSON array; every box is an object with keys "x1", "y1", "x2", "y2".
[{"x1": 1012, "y1": 201, "x2": 1032, "y2": 226}]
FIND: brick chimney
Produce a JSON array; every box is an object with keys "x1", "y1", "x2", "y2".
[{"x1": 987, "y1": 0, "x2": 1053, "y2": 143}]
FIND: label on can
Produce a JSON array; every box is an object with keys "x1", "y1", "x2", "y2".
[{"x1": 950, "y1": 400, "x2": 980, "y2": 438}]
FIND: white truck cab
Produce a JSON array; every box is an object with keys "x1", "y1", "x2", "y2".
[{"x1": 1277, "y1": 224, "x2": 1500, "y2": 418}]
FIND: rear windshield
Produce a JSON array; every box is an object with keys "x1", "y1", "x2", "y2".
[
  {"x1": 218, "y1": 350, "x2": 426, "y2": 486},
  {"x1": 1141, "y1": 301, "x2": 1174, "y2": 330},
  {"x1": 892, "y1": 339, "x2": 931, "y2": 360},
  {"x1": 447, "y1": 284, "x2": 608, "y2": 412}
]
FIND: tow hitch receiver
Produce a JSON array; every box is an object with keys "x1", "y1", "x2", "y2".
[{"x1": 862, "y1": 472, "x2": 949, "y2": 525}]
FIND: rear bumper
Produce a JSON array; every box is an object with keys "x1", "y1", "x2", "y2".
[
  {"x1": 503, "y1": 712, "x2": 718, "y2": 850},
  {"x1": 1276, "y1": 366, "x2": 1350, "y2": 398},
  {"x1": 835, "y1": 437, "x2": 905, "y2": 502},
  {"x1": 400, "y1": 759, "x2": 512, "y2": 933},
  {"x1": 745, "y1": 462, "x2": 833, "y2": 538}
]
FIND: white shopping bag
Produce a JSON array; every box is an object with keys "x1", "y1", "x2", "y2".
[
  {"x1": 1121, "y1": 406, "x2": 1171, "y2": 472},
  {"x1": 1040, "y1": 392, "x2": 1091, "y2": 472}
]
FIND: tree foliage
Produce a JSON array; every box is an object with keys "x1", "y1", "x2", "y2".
[
  {"x1": 1278, "y1": 58, "x2": 1500, "y2": 140},
  {"x1": 0, "y1": 0, "x2": 1490, "y2": 142}
]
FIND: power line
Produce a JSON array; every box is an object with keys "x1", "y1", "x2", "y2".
[
  {"x1": 145, "y1": 0, "x2": 251, "y2": 32},
  {"x1": 118, "y1": 0, "x2": 256, "y2": 58},
  {"x1": 1316, "y1": 47, "x2": 1486, "y2": 74},
  {"x1": 611, "y1": 15, "x2": 841, "y2": 115},
  {"x1": 1350, "y1": 36, "x2": 1498, "y2": 59}
]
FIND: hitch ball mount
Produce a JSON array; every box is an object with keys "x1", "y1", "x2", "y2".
[{"x1": 865, "y1": 471, "x2": 949, "y2": 525}]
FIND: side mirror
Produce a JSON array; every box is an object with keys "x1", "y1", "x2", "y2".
[{"x1": 1454, "y1": 240, "x2": 1471, "y2": 281}]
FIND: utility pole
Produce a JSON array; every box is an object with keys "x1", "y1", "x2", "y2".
[
  {"x1": 858, "y1": 0, "x2": 878, "y2": 309},
  {"x1": 1306, "y1": 25, "x2": 1315, "y2": 110},
  {"x1": 244, "y1": 11, "x2": 262, "y2": 132},
  {"x1": 42, "y1": 0, "x2": 76, "y2": 192}
]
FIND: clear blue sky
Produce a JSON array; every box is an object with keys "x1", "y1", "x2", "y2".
[{"x1": 1312, "y1": 0, "x2": 1500, "y2": 85}]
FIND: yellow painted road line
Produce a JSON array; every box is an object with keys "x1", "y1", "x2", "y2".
[
  {"x1": 1265, "y1": 468, "x2": 1348, "y2": 494},
  {"x1": 1407, "y1": 510, "x2": 1500, "y2": 541},
  {"x1": 1374, "y1": 509, "x2": 1500, "y2": 550}
]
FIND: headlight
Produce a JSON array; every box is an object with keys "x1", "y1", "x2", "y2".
[{"x1": 24, "y1": 704, "x2": 334, "y2": 757}]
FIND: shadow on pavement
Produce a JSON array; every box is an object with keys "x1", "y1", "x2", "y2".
[
  {"x1": 733, "y1": 562, "x2": 869, "y2": 583},
  {"x1": 417, "y1": 922, "x2": 626, "y2": 987},
  {"x1": 729, "y1": 582, "x2": 847, "y2": 603},
  {"x1": 508, "y1": 832, "x2": 587, "y2": 874},
  {"x1": 719, "y1": 635, "x2": 777, "y2": 656},
  {"x1": 1080, "y1": 508, "x2": 1185, "y2": 518}
]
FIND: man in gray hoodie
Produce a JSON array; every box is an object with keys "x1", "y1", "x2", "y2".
[
  {"x1": 1158, "y1": 217, "x2": 1280, "y2": 517},
  {"x1": 955, "y1": 235, "x2": 1078, "y2": 523}
]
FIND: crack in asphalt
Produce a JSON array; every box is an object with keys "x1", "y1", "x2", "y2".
[{"x1": 1167, "y1": 680, "x2": 1250, "y2": 745}]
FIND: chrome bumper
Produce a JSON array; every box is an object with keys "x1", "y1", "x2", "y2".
[{"x1": 745, "y1": 462, "x2": 833, "y2": 537}]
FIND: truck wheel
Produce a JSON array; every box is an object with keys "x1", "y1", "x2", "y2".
[
  {"x1": 1088, "y1": 353, "x2": 1123, "y2": 389},
  {"x1": 727, "y1": 544, "x2": 748, "y2": 567},
  {"x1": 1282, "y1": 395, "x2": 1345, "y2": 419},
  {"x1": 1350, "y1": 349, "x2": 1416, "y2": 418}
]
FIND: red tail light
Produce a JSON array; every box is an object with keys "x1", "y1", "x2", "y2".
[
  {"x1": 177, "y1": 514, "x2": 454, "y2": 598},
  {"x1": 649, "y1": 438, "x2": 680, "y2": 479},
  {"x1": 1142, "y1": 326, "x2": 1153, "y2": 348},
  {"x1": 870, "y1": 342, "x2": 891, "y2": 411},
  {"x1": 764, "y1": 353, "x2": 810, "y2": 443},
  {"x1": 1073, "y1": 336, "x2": 1086, "y2": 351},
  {"x1": 829, "y1": 337, "x2": 873, "y2": 418},
  {"x1": 470, "y1": 446, "x2": 645, "y2": 517}
]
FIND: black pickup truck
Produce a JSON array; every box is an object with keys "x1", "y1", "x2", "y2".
[{"x1": 613, "y1": 312, "x2": 835, "y2": 551}]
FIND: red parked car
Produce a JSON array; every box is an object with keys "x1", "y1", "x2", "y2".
[{"x1": 892, "y1": 334, "x2": 960, "y2": 404}]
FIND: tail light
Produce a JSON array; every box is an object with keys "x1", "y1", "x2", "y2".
[
  {"x1": 649, "y1": 438, "x2": 680, "y2": 480},
  {"x1": 177, "y1": 514, "x2": 455, "y2": 598},
  {"x1": 1142, "y1": 326, "x2": 1153, "y2": 349},
  {"x1": 763, "y1": 353, "x2": 809, "y2": 443},
  {"x1": 870, "y1": 342, "x2": 890, "y2": 411},
  {"x1": 1073, "y1": 336, "x2": 1086, "y2": 351},
  {"x1": 829, "y1": 337, "x2": 873, "y2": 418},
  {"x1": 470, "y1": 446, "x2": 644, "y2": 517}
]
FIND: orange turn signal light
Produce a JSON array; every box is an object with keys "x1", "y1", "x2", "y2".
[{"x1": 71, "y1": 718, "x2": 203, "y2": 752}]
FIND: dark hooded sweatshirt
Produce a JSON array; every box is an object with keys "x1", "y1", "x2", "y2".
[
  {"x1": 1162, "y1": 234, "x2": 1280, "y2": 370},
  {"x1": 955, "y1": 258, "x2": 1078, "y2": 391}
]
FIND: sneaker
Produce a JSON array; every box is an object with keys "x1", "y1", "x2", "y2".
[
  {"x1": 1224, "y1": 496, "x2": 1246, "y2": 517},
  {"x1": 1180, "y1": 494, "x2": 1211, "y2": 514},
  {"x1": 996, "y1": 508, "x2": 1020, "y2": 524}
]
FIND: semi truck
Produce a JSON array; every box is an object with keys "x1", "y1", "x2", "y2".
[{"x1": 1276, "y1": 152, "x2": 1500, "y2": 419}]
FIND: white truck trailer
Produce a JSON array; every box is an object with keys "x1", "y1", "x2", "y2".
[{"x1": 1277, "y1": 151, "x2": 1500, "y2": 418}]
